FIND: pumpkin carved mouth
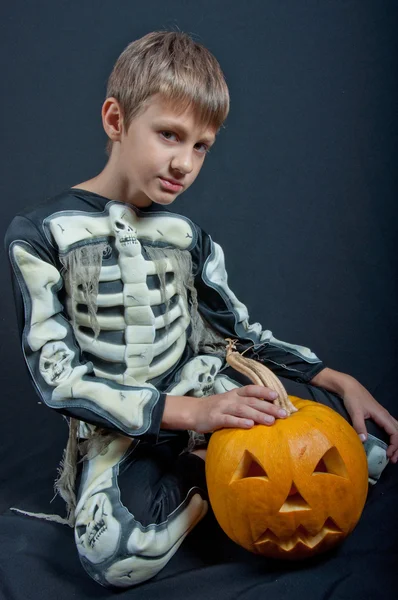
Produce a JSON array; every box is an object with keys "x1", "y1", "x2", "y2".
[{"x1": 255, "y1": 518, "x2": 343, "y2": 553}]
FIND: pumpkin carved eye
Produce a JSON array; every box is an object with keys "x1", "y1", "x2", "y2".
[
  {"x1": 231, "y1": 450, "x2": 268, "y2": 482},
  {"x1": 312, "y1": 446, "x2": 349, "y2": 479}
]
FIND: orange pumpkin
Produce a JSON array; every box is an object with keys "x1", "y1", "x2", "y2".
[{"x1": 205, "y1": 396, "x2": 369, "y2": 560}]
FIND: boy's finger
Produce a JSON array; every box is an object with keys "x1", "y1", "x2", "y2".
[
  {"x1": 242, "y1": 397, "x2": 288, "y2": 419},
  {"x1": 349, "y1": 410, "x2": 368, "y2": 442},
  {"x1": 369, "y1": 408, "x2": 398, "y2": 439},
  {"x1": 368, "y1": 411, "x2": 398, "y2": 458},
  {"x1": 387, "y1": 445, "x2": 398, "y2": 462},
  {"x1": 238, "y1": 385, "x2": 278, "y2": 401},
  {"x1": 220, "y1": 414, "x2": 254, "y2": 429},
  {"x1": 232, "y1": 402, "x2": 278, "y2": 424}
]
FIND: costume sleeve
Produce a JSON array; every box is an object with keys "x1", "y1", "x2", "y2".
[
  {"x1": 192, "y1": 227, "x2": 326, "y2": 383},
  {"x1": 4, "y1": 215, "x2": 166, "y2": 441}
]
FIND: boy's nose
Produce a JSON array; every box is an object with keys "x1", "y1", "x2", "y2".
[{"x1": 170, "y1": 150, "x2": 193, "y2": 174}]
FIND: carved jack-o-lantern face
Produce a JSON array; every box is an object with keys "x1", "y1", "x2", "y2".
[{"x1": 205, "y1": 397, "x2": 368, "y2": 559}]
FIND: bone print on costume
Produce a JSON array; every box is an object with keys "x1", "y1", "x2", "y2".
[
  {"x1": 167, "y1": 355, "x2": 223, "y2": 397},
  {"x1": 5, "y1": 187, "x2": 325, "y2": 588}
]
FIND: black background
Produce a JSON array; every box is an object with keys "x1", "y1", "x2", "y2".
[{"x1": 0, "y1": 2, "x2": 397, "y2": 599}]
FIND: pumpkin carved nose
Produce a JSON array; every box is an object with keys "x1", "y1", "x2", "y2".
[{"x1": 280, "y1": 484, "x2": 310, "y2": 512}]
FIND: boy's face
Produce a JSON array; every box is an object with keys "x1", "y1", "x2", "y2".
[{"x1": 110, "y1": 93, "x2": 217, "y2": 208}]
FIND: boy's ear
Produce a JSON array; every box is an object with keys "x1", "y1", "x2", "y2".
[{"x1": 101, "y1": 97, "x2": 124, "y2": 143}]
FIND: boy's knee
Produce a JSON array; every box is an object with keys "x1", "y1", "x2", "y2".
[
  {"x1": 75, "y1": 491, "x2": 208, "y2": 588},
  {"x1": 78, "y1": 526, "x2": 200, "y2": 589}
]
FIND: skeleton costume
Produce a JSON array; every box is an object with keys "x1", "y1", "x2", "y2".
[{"x1": 5, "y1": 188, "x2": 389, "y2": 589}]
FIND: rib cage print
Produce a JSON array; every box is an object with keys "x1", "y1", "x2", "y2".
[{"x1": 48, "y1": 202, "x2": 194, "y2": 385}]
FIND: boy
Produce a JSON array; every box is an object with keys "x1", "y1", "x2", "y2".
[{"x1": 5, "y1": 30, "x2": 398, "y2": 589}]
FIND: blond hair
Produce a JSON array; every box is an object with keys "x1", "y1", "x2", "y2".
[{"x1": 104, "y1": 30, "x2": 230, "y2": 156}]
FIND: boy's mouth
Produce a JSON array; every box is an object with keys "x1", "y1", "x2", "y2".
[{"x1": 159, "y1": 177, "x2": 184, "y2": 192}]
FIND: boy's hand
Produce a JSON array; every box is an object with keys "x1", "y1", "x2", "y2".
[
  {"x1": 190, "y1": 385, "x2": 288, "y2": 434},
  {"x1": 340, "y1": 377, "x2": 398, "y2": 464}
]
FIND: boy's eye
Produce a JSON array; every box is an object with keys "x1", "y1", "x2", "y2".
[
  {"x1": 195, "y1": 142, "x2": 210, "y2": 154},
  {"x1": 160, "y1": 131, "x2": 177, "y2": 141},
  {"x1": 160, "y1": 131, "x2": 210, "y2": 154}
]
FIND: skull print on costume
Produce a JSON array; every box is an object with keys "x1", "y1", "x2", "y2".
[
  {"x1": 167, "y1": 355, "x2": 223, "y2": 397},
  {"x1": 75, "y1": 492, "x2": 121, "y2": 564},
  {"x1": 6, "y1": 188, "x2": 329, "y2": 588},
  {"x1": 39, "y1": 341, "x2": 75, "y2": 386},
  {"x1": 112, "y1": 210, "x2": 140, "y2": 257}
]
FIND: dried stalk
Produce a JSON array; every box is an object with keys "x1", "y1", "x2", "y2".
[{"x1": 225, "y1": 338, "x2": 298, "y2": 415}]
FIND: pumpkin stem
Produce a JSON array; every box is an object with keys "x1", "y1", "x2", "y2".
[
  {"x1": 224, "y1": 338, "x2": 298, "y2": 415},
  {"x1": 225, "y1": 338, "x2": 238, "y2": 355}
]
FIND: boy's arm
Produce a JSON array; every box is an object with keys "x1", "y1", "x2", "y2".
[
  {"x1": 5, "y1": 215, "x2": 167, "y2": 441},
  {"x1": 192, "y1": 228, "x2": 325, "y2": 384},
  {"x1": 310, "y1": 366, "x2": 398, "y2": 461},
  {"x1": 190, "y1": 227, "x2": 398, "y2": 459}
]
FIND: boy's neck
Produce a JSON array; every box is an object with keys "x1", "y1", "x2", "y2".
[{"x1": 71, "y1": 153, "x2": 153, "y2": 209}]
